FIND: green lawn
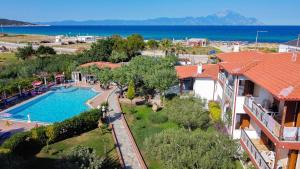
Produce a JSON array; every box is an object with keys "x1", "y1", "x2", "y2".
[
  {"x1": 0, "y1": 52, "x2": 18, "y2": 65},
  {"x1": 122, "y1": 104, "x2": 178, "y2": 169},
  {"x1": 28, "y1": 128, "x2": 119, "y2": 169}
]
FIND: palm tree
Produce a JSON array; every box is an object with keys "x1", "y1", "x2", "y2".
[
  {"x1": 147, "y1": 40, "x2": 159, "y2": 57},
  {"x1": 160, "y1": 39, "x2": 172, "y2": 56}
]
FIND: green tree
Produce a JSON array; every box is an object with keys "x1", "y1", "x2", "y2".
[
  {"x1": 88, "y1": 39, "x2": 114, "y2": 61},
  {"x1": 144, "y1": 129, "x2": 237, "y2": 169},
  {"x1": 112, "y1": 66, "x2": 129, "y2": 96},
  {"x1": 36, "y1": 45, "x2": 56, "y2": 55},
  {"x1": 160, "y1": 39, "x2": 172, "y2": 56},
  {"x1": 165, "y1": 97, "x2": 210, "y2": 131},
  {"x1": 96, "y1": 68, "x2": 112, "y2": 89},
  {"x1": 109, "y1": 50, "x2": 128, "y2": 63},
  {"x1": 144, "y1": 67, "x2": 177, "y2": 106},
  {"x1": 126, "y1": 34, "x2": 145, "y2": 58},
  {"x1": 15, "y1": 45, "x2": 35, "y2": 60},
  {"x1": 127, "y1": 80, "x2": 135, "y2": 106}
]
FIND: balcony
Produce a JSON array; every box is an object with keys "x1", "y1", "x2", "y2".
[
  {"x1": 241, "y1": 129, "x2": 272, "y2": 169},
  {"x1": 225, "y1": 84, "x2": 234, "y2": 101},
  {"x1": 218, "y1": 72, "x2": 226, "y2": 84},
  {"x1": 244, "y1": 96, "x2": 300, "y2": 148}
]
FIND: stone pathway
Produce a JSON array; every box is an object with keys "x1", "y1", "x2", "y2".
[{"x1": 108, "y1": 89, "x2": 144, "y2": 169}]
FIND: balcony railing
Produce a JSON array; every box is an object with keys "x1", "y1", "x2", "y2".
[
  {"x1": 218, "y1": 72, "x2": 226, "y2": 83},
  {"x1": 225, "y1": 84, "x2": 234, "y2": 100},
  {"x1": 241, "y1": 129, "x2": 271, "y2": 169},
  {"x1": 244, "y1": 96, "x2": 300, "y2": 142}
]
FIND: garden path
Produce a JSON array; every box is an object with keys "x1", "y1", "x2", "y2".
[{"x1": 107, "y1": 89, "x2": 145, "y2": 169}]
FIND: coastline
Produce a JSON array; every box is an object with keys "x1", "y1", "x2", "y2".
[{"x1": 1, "y1": 25, "x2": 300, "y2": 42}]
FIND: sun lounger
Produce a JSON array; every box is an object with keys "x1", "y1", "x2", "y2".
[{"x1": 0, "y1": 131, "x2": 11, "y2": 140}]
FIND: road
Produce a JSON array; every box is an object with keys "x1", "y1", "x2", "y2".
[{"x1": 0, "y1": 41, "x2": 76, "y2": 54}]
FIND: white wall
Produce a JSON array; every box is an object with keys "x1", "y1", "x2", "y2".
[
  {"x1": 235, "y1": 96, "x2": 246, "y2": 114},
  {"x1": 253, "y1": 84, "x2": 274, "y2": 107},
  {"x1": 279, "y1": 44, "x2": 300, "y2": 53},
  {"x1": 194, "y1": 78, "x2": 215, "y2": 101},
  {"x1": 215, "y1": 81, "x2": 223, "y2": 102}
]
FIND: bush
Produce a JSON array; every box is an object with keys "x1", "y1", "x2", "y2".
[
  {"x1": 57, "y1": 146, "x2": 105, "y2": 169},
  {"x1": 48, "y1": 109, "x2": 102, "y2": 142},
  {"x1": 149, "y1": 113, "x2": 168, "y2": 124},
  {"x1": 31, "y1": 126, "x2": 48, "y2": 145},
  {"x1": 0, "y1": 150, "x2": 26, "y2": 169},
  {"x1": 208, "y1": 101, "x2": 221, "y2": 122},
  {"x1": 1, "y1": 131, "x2": 39, "y2": 156},
  {"x1": 2, "y1": 109, "x2": 102, "y2": 155}
]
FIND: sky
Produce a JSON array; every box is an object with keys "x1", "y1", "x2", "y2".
[{"x1": 1, "y1": 0, "x2": 300, "y2": 25}]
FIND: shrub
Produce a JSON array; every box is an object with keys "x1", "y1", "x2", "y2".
[
  {"x1": 48, "y1": 109, "x2": 102, "y2": 142},
  {"x1": 1, "y1": 131, "x2": 38, "y2": 155},
  {"x1": 208, "y1": 101, "x2": 221, "y2": 122},
  {"x1": 149, "y1": 113, "x2": 168, "y2": 124},
  {"x1": 31, "y1": 126, "x2": 48, "y2": 145},
  {"x1": 2, "y1": 109, "x2": 102, "y2": 154},
  {"x1": 57, "y1": 146, "x2": 105, "y2": 169}
]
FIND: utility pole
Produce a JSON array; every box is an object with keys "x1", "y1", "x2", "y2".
[
  {"x1": 297, "y1": 34, "x2": 300, "y2": 47},
  {"x1": 255, "y1": 31, "x2": 268, "y2": 50}
]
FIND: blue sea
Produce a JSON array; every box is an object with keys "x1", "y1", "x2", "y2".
[{"x1": 2, "y1": 25, "x2": 300, "y2": 43}]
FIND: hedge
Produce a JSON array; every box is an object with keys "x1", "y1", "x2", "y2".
[{"x1": 1, "y1": 109, "x2": 102, "y2": 156}]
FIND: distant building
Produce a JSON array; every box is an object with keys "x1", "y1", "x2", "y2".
[
  {"x1": 186, "y1": 38, "x2": 208, "y2": 47},
  {"x1": 279, "y1": 39, "x2": 300, "y2": 53},
  {"x1": 55, "y1": 35, "x2": 64, "y2": 43},
  {"x1": 76, "y1": 36, "x2": 96, "y2": 43}
]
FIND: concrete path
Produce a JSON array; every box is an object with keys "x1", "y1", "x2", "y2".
[{"x1": 108, "y1": 89, "x2": 144, "y2": 169}]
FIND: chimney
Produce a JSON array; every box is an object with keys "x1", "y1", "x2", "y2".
[
  {"x1": 292, "y1": 52, "x2": 297, "y2": 62},
  {"x1": 233, "y1": 43, "x2": 240, "y2": 52},
  {"x1": 197, "y1": 63, "x2": 203, "y2": 74}
]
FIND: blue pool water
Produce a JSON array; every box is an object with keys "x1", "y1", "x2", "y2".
[{"x1": 1, "y1": 87, "x2": 98, "y2": 123}]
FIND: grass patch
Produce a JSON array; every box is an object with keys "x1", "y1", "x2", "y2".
[
  {"x1": 28, "y1": 128, "x2": 119, "y2": 169},
  {"x1": 122, "y1": 104, "x2": 178, "y2": 169},
  {"x1": 0, "y1": 52, "x2": 18, "y2": 65}
]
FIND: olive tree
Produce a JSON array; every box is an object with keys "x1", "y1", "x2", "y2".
[
  {"x1": 165, "y1": 97, "x2": 210, "y2": 131},
  {"x1": 144, "y1": 129, "x2": 238, "y2": 169}
]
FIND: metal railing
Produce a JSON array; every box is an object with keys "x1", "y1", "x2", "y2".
[
  {"x1": 244, "y1": 96, "x2": 300, "y2": 142},
  {"x1": 244, "y1": 96, "x2": 281, "y2": 137},
  {"x1": 241, "y1": 129, "x2": 271, "y2": 169},
  {"x1": 218, "y1": 72, "x2": 226, "y2": 83},
  {"x1": 225, "y1": 84, "x2": 234, "y2": 100}
]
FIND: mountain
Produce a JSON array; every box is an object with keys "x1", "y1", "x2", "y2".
[
  {"x1": 0, "y1": 19, "x2": 35, "y2": 26},
  {"x1": 37, "y1": 10, "x2": 263, "y2": 26}
]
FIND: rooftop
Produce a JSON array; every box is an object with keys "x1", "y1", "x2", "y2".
[
  {"x1": 80, "y1": 61, "x2": 121, "y2": 69},
  {"x1": 175, "y1": 64, "x2": 219, "y2": 80},
  {"x1": 217, "y1": 51, "x2": 300, "y2": 101}
]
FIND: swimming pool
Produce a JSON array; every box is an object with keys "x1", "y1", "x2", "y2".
[{"x1": 0, "y1": 87, "x2": 99, "y2": 123}]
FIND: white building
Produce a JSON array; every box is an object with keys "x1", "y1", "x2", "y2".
[
  {"x1": 76, "y1": 36, "x2": 96, "y2": 43},
  {"x1": 176, "y1": 51, "x2": 300, "y2": 169},
  {"x1": 186, "y1": 38, "x2": 208, "y2": 47},
  {"x1": 279, "y1": 39, "x2": 300, "y2": 53},
  {"x1": 175, "y1": 63, "x2": 219, "y2": 101}
]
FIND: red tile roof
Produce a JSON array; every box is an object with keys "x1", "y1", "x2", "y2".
[
  {"x1": 80, "y1": 62, "x2": 121, "y2": 69},
  {"x1": 217, "y1": 51, "x2": 300, "y2": 100},
  {"x1": 175, "y1": 64, "x2": 219, "y2": 80}
]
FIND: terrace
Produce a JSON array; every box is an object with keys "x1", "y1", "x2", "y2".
[
  {"x1": 241, "y1": 129, "x2": 274, "y2": 169},
  {"x1": 244, "y1": 96, "x2": 300, "y2": 147}
]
